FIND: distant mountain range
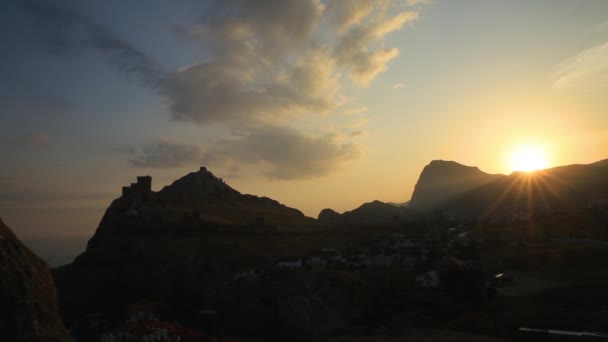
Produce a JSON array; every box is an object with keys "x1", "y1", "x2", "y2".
[{"x1": 409, "y1": 159, "x2": 608, "y2": 219}]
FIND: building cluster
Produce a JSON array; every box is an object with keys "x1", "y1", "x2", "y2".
[{"x1": 99, "y1": 301, "x2": 238, "y2": 342}]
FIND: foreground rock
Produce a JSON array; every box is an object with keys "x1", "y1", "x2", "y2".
[{"x1": 0, "y1": 217, "x2": 68, "y2": 342}]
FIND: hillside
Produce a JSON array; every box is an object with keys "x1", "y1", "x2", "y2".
[
  {"x1": 409, "y1": 160, "x2": 501, "y2": 211},
  {"x1": 0, "y1": 217, "x2": 68, "y2": 341},
  {"x1": 438, "y1": 159, "x2": 608, "y2": 218},
  {"x1": 318, "y1": 200, "x2": 420, "y2": 225}
]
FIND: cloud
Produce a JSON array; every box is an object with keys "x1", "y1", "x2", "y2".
[
  {"x1": 206, "y1": 125, "x2": 362, "y2": 180},
  {"x1": 25, "y1": 0, "x2": 426, "y2": 180},
  {"x1": 326, "y1": 0, "x2": 381, "y2": 32},
  {"x1": 392, "y1": 82, "x2": 405, "y2": 89},
  {"x1": 129, "y1": 140, "x2": 205, "y2": 168},
  {"x1": 161, "y1": 48, "x2": 341, "y2": 126},
  {"x1": 111, "y1": 144, "x2": 137, "y2": 155},
  {"x1": 333, "y1": 11, "x2": 418, "y2": 84},
  {"x1": 20, "y1": 0, "x2": 163, "y2": 86},
  {"x1": 341, "y1": 106, "x2": 369, "y2": 116},
  {"x1": 553, "y1": 41, "x2": 608, "y2": 91},
  {"x1": 346, "y1": 117, "x2": 372, "y2": 129},
  {"x1": 348, "y1": 130, "x2": 368, "y2": 138},
  {"x1": 0, "y1": 132, "x2": 51, "y2": 147},
  {"x1": 166, "y1": 0, "x2": 419, "y2": 124},
  {"x1": 406, "y1": 0, "x2": 432, "y2": 6}
]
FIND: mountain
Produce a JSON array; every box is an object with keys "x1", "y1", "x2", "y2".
[
  {"x1": 0, "y1": 217, "x2": 68, "y2": 341},
  {"x1": 54, "y1": 167, "x2": 327, "y2": 326},
  {"x1": 409, "y1": 160, "x2": 502, "y2": 212},
  {"x1": 437, "y1": 159, "x2": 608, "y2": 218},
  {"x1": 318, "y1": 200, "x2": 420, "y2": 225}
]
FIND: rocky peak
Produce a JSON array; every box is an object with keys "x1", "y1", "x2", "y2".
[
  {"x1": 409, "y1": 160, "x2": 500, "y2": 211},
  {"x1": 159, "y1": 166, "x2": 240, "y2": 201}
]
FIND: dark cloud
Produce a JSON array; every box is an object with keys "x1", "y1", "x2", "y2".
[
  {"x1": 161, "y1": 49, "x2": 340, "y2": 125},
  {"x1": 20, "y1": 0, "x2": 163, "y2": 86},
  {"x1": 129, "y1": 140, "x2": 205, "y2": 168},
  {"x1": 206, "y1": 125, "x2": 362, "y2": 180}
]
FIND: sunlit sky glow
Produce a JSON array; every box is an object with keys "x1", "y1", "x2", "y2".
[
  {"x1": 1, "y1": 0, "x2": 608, "y2": 237},
  {"x1": 509, "y1": 145, "x2": 549, "y2": 172}
]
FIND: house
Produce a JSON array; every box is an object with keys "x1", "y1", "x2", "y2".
[
  {"x1": 101, "y1": 321, "x2": 167, "y2": 342},
  {"x1": 308, "y1": 255, "x2": 326, "y2": 268},
  {"x1": 518, "y1": 327, "x2": 608, "y2": 341},
  {"x1": 416, "y1": 270, "x2": 440, "y2": 287},
  {"x1": 232, "y1": 269, "x2": 261, "y2": 281},
  {"x1": 277, "y1": 257, "x2": 303, "y2": 269},
  {"x1": 370, "y1": 254, "x2": 393, "y2": 268},
  {"x1": 127, "y1": 301, "x2": 160, "y2": 322},
  {"x1": 102, "y1": 321, "x2": 206, "y2": 342}
]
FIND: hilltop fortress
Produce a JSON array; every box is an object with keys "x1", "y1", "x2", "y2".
[{"x1": 122, "y1": 176, "x2": 152, "y2": 197}]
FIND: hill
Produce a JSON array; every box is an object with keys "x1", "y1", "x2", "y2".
[
  {"x1": 438, "y1": 159, "x2": 608, "y2": 219},
  {"x1": 318, "y1": 200, "x2": 420, "y2": 225},
  {"x1": 409, "y1": 160, "x2": 501, "y2": 211}
]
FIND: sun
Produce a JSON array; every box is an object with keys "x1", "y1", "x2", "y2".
[{"x1": 509, "y1": 145, "x2": 549, "y2": 172}]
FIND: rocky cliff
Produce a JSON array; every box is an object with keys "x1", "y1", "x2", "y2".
[
  {"x1": 409, "y1": 160, "x2": 501, "y2": 212},
  {"x1": 0, "y1": 217, "x2": 68, "y2": 342}
]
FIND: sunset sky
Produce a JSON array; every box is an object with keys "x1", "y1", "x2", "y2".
[{"x1": 2, "y1": 0, "x2": 608, "y2": 238}]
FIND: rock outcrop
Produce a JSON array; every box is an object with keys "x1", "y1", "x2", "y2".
[
  {"x1": 0, "y1": 217, "x2": 68, "y2": 342},
  {"x1": 409, "y1": 160, "x2": 500, "y2": 212}
]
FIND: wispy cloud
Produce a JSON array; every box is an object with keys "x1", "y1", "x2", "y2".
[
  {"x1": 341, "y1": 107, "x2": 369, "y2": 116},
  {"x1": 129, "y1": 140, "x2": 205, "y2": 168},
  {"x1": 392, "y1": 82, "x2": 405, "y2": 90},
  {"x1": 20, "y1": 0, "x2": 163, "y2": 87},
  {"x1": 553, "y1": 41, "x2": 608, "y2": 91}
]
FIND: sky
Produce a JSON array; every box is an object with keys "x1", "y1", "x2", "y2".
[{"x1": 2, "y1": 0, "x2": 608, "y2": 238}]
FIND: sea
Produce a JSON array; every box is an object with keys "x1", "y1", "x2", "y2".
[{"x1": 23, "y1": 236, "x2": 89, "y2": 268}]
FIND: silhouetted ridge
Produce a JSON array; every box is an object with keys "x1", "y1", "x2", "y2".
[
  {"x1": 409, "y1": 160, "x2": 501, "y2": 211},
  {"x1": 438, "y1": 159, "x2": 608, "y2": 218},
  {"x1": 318, "y1": 200, "x2": 420, "y2": 225}
]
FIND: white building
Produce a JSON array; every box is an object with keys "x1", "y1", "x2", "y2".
[
  {"x1": 416, "y1": 270, "x2": 440, "y2": 287},
  {"x1": 277, "y1": 258, "x2": 303, "y2": 269}
]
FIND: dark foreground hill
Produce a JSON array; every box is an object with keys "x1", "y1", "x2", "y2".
[
  {"x1": 0, "y1": 217, "x2": 67, "y2": 342},
  {"x1": 53, "y1": 167, "x2": 367, "y2": 341}
]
